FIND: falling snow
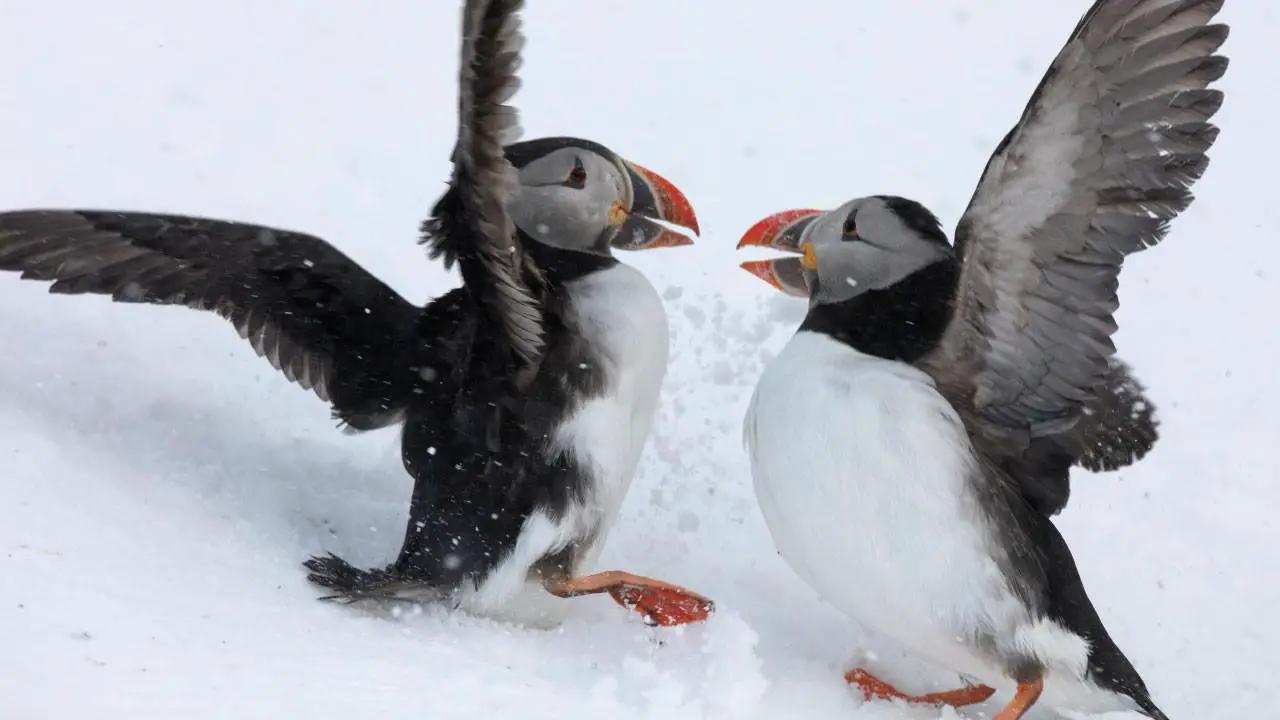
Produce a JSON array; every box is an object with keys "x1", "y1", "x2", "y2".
[{"x1": 0, "y1": 2, "x2": 1274, "y2": 720}]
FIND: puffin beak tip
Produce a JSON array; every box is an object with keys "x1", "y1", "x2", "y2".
[
  {"x1": 736, "y1": 209, "x2": 824, "y2": 251},
  {"x1": 739, "y1": 259, "x2": 782, "y2": 290},
  {"x1": 737, "y1": 209, "x2": 824, "y2": 297},
  {"x1": 649, "y1": 232, "x2": 695, "y2": 249},
  {"x1": 621, "y1": 160, "x2": 699, "y2": 246}
]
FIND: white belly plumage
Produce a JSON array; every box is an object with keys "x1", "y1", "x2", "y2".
[
  {"x1": 746, "y1": 331, "x2": 1092, "y2": 687},
  {"x1": 464, "y1": 263, "x2": 669, "y2": 623}
]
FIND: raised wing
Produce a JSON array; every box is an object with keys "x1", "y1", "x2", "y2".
[
  {"x1": 0, "y1": 210, "x2": 421, "y2": 430},
  {"x1": 923, "y1": 0, "x2": 1226, "y2": 475},
  {"x1": 421, "y1": 0, "x2": 544, "y2": 369}
]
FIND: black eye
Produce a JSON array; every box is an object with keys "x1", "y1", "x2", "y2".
[
  {"x1": 839, "y1": 211, "x2": 860, "y2": 237},
  {"x1": 839, "y1": 210, "x2": 860, "y2": 238},
  {"x1": 565, "y1": 159, "x2": 587, "y2": 189}
]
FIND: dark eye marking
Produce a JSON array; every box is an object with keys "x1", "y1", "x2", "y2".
[
  {"x1": 564, "y1": 157, "x2": 587, "y2": 189},
  {"x1": 841, "y1": 211, "x2": 859, "y2": 240}
]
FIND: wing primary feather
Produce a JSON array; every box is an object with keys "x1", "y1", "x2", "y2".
[
  {"x1": 0, "y1": 209, "x2": 422, "y2": 425},
  {"x1": 429, "y1": 0, "x2": 544, "y2": 369},
  {"x1": 921, "y1": 0, "x2": 1227, "y2": 512}
]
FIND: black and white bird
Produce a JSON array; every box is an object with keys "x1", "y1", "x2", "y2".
[
  {"x1": 0, "y1": 0, "x2": 711, "y2": 627},
  {"x1": 738, "y1": 0, "x2": 1226, "y2": 717}
]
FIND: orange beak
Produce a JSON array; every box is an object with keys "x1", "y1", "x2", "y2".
[
  {"x1": 736, "y1": 208, "x2": 823, "y2": 251},
  {"x1": 737, "y1": 209, "x2": 824, "y2": 297},
  {"x1": 739, "y1": 257, "x2": 810, "y2": 297},
  {"x1": 612, "y1": 161, "x2": 699, "y2": 250}
]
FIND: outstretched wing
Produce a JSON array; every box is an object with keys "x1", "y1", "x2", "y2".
[
  {"x1": 921, "y1": 0, "x2": 1226, "y2": 499},
  {"x1": 0, "y1": 210, "x2": 421, "y2": 430},
  {"x1": 421, "y1": 0, "x2": 544, "y2": 369}
]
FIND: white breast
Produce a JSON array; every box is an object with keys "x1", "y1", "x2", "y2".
[
  {"x1": 553, "y1": 262, "x2": 669, "y2": 562},
  {"x1": 463, "y1": 263, "x2": 668, "y2": 624},
  {"x1": 746, "y1": 331, "x2": 1054, "y2": 679}
]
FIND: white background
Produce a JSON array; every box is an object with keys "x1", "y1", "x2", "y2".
[{"x1": 1, "y1": 1, "x2": 1275, "y2": 718}]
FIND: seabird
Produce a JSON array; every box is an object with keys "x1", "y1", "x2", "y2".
[
  {"x1": 738, "y1": 0, "x2": 1226, "y2": 716},
  {"x1": 0, "y1": 0, "x2": 711, "y2": 627}
]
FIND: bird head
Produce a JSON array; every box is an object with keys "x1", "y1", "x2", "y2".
[
  {"x1": 505, "y1": 137, "x2": 699, "y2": 255},
  {"x1": 737, "y1": 196, "x2": 951, "y2": 305}
]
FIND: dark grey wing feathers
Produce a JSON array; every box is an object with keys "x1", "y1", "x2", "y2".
[
  {"x1": 422, "y1": 0, "x2": 543, "y2": 368},
  {"x1": 1011, "y1": 359, "x2": 1160, "y2": 516},
  {"x1": 0, "y1": 210, "x2": 419, "y2": 428},
  {"x1": 1069, "y1": 359, "x2": 1159, "y2": 473},
  {"x1": 924, "y1": 0, "x2": 1226, "y2": 479}
]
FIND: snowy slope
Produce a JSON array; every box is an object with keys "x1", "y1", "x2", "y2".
[{"x1": 1, "y1": 1, "x2": 1276, "y2": 718}]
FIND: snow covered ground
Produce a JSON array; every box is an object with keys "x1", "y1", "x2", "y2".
[{"x1": 1, "y1": 1, "x2": 1276, "y2": 718}]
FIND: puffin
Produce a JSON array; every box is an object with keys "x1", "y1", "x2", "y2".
[
  {"x1": 0, "y1": 0, "x2": 711, "y2": 627},
  {"x1": 740, "y1": 219, "x2": 1160, "y2": 480},
  {"x1": 737, "y1": 0, "x2": 1226, "y2": 717}
]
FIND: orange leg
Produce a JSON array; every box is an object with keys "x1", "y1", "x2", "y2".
[
  {"x1": 993, "y1": 678, "x2": 1044, "y2": 720},
  {"x1": 845, "y1": 668, "x2": 996, "y2": 707},
  {"x1": 543, "y1": 571, "x2": 714, "y2": 626}
]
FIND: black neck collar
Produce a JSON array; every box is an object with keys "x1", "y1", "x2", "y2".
[
  {"x1": 519, "y1": 230, "x2": 618, "y2": 285},
  {"x1": 799, "y1": 259, "x2": 958, "y2": 363}
]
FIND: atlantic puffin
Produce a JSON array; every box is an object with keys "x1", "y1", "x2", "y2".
[
  {"x1": 738, "y1": 0, "x2": 1226, "y2": 717},
  {"x1": 740, "y1": 216, "x2": 1160, "y2": 480},
  {"x1": 0, "y1": 0, "x2": 711, "y2": 627}
]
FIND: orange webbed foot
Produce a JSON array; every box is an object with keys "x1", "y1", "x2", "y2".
[
  {"x1": 543, "y1": 570, "x2": 714, "y2": 626},
  {"x1": 607, "y1": 582, "x2": 714, "y2": 626},
  {"x1": 845, "y1": 668, "x2": 995, "y2": 707}
]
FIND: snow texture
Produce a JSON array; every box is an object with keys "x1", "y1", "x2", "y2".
[{"x1": 0, "y1": 1, "x2": 1275, "y2": 718}]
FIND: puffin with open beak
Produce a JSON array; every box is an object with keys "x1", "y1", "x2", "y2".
[
  {"x1": 739, "y1": 0, "x2": 1224, "y2": 717},
  {"x1": 738, "y1": 211, "x2": 1159, "y2": 478},
  {"x1": 0, "y1": 0, "x2": 710, "y2": 627}
]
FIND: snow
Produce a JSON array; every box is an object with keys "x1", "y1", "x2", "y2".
[{"x1": 0, "y1": 1, "x2": 1276, "y2": 718}]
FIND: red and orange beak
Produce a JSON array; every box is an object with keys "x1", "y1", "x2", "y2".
[
  {"x1": 740, "y1": 257, "x2": 812, "y2": 297},
  {"x1": 737, "y1": 209, "x2": 824, "y2": 297},
  {"x1": 610, "y1": 161, "x2": 700, "y2": 251}
]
